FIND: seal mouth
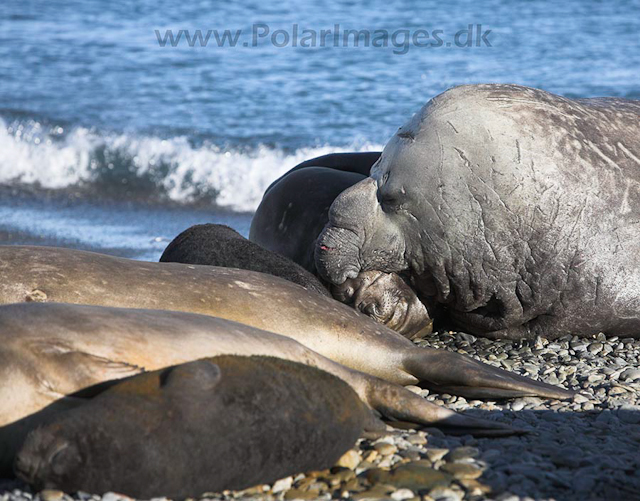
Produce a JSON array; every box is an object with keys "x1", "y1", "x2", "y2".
[
  {"x1": 14, "y1": 449, "x2": 40, "y2": 485},
  {"x1": 15, "y1": 434, "x2": 74, "y2": 489}
]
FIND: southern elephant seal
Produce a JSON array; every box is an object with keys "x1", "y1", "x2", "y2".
[
  {"x1": 160, "y1": 224, "x2": 329, "y2": 297},
  {"x1": 0, "y1": 302, "x2": 518, "y2": 473},
  {"x1": 15, "y1": 356, "x2": 369, "y2": 499},
  {"x1": 0, "y1": 246, "x2": 573, "y2": 400},
  {"x1": 316, "y1": 84, "x2": 640, "y2": 340},
  {"x1": 251, "y1": 152, "x2": 380, "y2": 273},
  {"x1": 250, "y1": 153, "x2": 432, "y2": 337}
]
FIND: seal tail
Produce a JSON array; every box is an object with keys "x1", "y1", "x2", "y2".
[
  {"x1": 364, "y1": 378, "x2": 521, "y2": 437},
  {"x1": 403, "y1": 347, "x2": 575, "y2": 400}
]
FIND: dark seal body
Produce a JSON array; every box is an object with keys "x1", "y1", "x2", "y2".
[
  {"x1": 250, "y1": 153, "x2": 379, "y2": 273},
  {"x1": 160, "y1": 224, "x2": 329, "y2": 296},
  {"x1": 15, "y1": 356, "x2": 368, "y2": 499}
]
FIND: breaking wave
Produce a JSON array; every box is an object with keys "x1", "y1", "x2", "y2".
[{"x1": 0, "y1": 117, "x2": 381, "y2": 212}]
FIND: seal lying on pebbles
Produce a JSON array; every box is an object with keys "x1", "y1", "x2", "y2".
[
  {"x1": 162, "y1": 224, "x2": 430, "y2": 337},
  {"x1": 316, "y1": 84, "x2": 640, "y2": 340},
  {"x1": 248, "y1": 153, "x2": 433, "y2": 337},
  {"x1": 0, "y1": 246, "x2": 572, "y2": 400},
  {"x1": 15, "y1": 356, "x2": 369, "y2": 499},
  {"x1": 0, "y1": 303, "x2": 519, "y2": 473},
  {"x1": 160, "y1": 224, "x2": 330, "y2": 297}
]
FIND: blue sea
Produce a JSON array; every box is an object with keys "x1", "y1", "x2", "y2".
[{"x1": 1, "y1": 0, "x2": 639, "y2": 260}]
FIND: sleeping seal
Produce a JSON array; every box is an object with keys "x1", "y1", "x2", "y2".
[
  {"x1": 0, "y1": 302, "x2": 518, "y2": 473},
  {"x1": 162, "y1": 223, "x2": 430, "y2": 337},
  {"x1": 248, "y1": 153, "x2": 433, "y2": 337},
  {"x1": 0, "y1": 246, "x2": 572, "y2": 400},
  {"x1": 250, "y1": 152, "x2": 379, "y2": 273},
  {"x1": 160, "y1": 224, "x2": 329, "y2": 297},
  {"x1": 15, "y1": 356, "x2": 369, "y2": 499},
  {"x1": 316, "y1": 84, "x2": 640, "y2": 339}
]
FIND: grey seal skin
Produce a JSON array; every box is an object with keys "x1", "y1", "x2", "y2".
[
  {"x1": 0, "y1": 303, "x2": 520, "y2": 473},
  {"x1": 160, "y1": 223, "x2": 329, "y2": 297},
  {"x1": 316, "y1": 84, "x2": 640, "y2": 340},
  {"x1": 250, "y1": 153, "x2": 432, "y2": 337},
  {"x1": 0, "y1": 246, "x2": 573, "y2": 400},
  {"x1": 251, "y1": 152, "x2": 379, "y2": 274},
  {"x1": 15, "y1": 356, "x2": 369, "y2": 499}
]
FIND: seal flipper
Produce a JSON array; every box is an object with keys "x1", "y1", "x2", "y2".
[
  {"x1": 31, "y1": 341, "x2": 144, "y2": 393},
  {"x1": 363, "y1": 378, "x2": 519, "y2": 437},
  {"x1": 162, "y1": 359, "x2": 222, "y2": 393},
  {"x1": 403, "y1": 347, "x2": 575, "y2": 400}
]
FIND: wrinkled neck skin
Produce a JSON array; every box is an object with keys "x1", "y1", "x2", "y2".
[{"x1": 317, "y1": 85, "x2": 640, "y2": 339}]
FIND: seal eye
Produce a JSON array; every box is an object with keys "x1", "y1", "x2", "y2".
[
  {"x1": 379, "y1": 192, "x2": 404, "y2": 213},
  {"x1": 48, "y1": 442, "x2": 80, "y2": 478}
]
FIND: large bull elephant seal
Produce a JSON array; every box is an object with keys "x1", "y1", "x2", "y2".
[
  {"x1": 0, "y1": 303, "x2": 519, "y2": 473},
  {"x1": 0, "y1": 246, "x2": 572, "y2": 403},
  {"x1": 15, "y1": 356, "x2": 368, "y2": 499},
  {"x1": 249, "y1": 153, "x2": 432, "y2": 337},
  {"x1": 316, "y1": 84, "x2": 640, "y2": 340},
  {"x1": 160, "y1": 224, "x2": 330, "y2": 297}
]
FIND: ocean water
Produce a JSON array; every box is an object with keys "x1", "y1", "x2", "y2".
[{"x1": 1, "y1": 0, "x2": 639, "y2": 260}]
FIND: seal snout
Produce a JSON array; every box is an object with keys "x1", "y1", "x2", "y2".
[
  {"x1": 15, "y1": 431, "x2": 78, "y2": 490},
  {"x1": 14, "y1": 448, "x2": 39, "y2": 484}
]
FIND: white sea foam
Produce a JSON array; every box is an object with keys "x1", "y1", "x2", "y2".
[{"x1": 0, "y1": 118, "x2": 382, "y2": 212}]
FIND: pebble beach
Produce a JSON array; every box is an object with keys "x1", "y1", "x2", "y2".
[{"x1": 2, "y1": 331, "x2": 638, "y2": 501}]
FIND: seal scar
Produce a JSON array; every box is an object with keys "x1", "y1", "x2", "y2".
[{"x1": 25, "y1": 289, "x2": 47, "y2": 302}]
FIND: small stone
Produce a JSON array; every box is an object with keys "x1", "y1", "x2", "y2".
[
  {"x1": 362, "y1": 450, "x2": 379, "y2": 463},
  {"x1": 573, "y1": 393, "x2": 589, "y2": 404},
  {"x1": 335, "y1": 449, "x2": 361, "y2": 470},
  {"x1": 40, "y1": 491, "x2": 65, "y2": 501},
  {"x1": 329, "y1": 467, "x2": 355, "y2": 485},
  {"x1": 102, "y1": 494, "x2": 132, "y2": 501},
  {"x1": 365, "y1": 464, "x2": 452, "y2": 492},
  {"x1": 272, "y1": 476, "x2": 293, "y2": 493},
  {"x1": 456, "y1": 333, "x2": 477, "y2": 343},
  {"x1": 511, "y1": 399, "x2": 525, "y2": 411},
  {"x1": 550, "y1": 446, "x2": 583, "y2": 468},
  {"x1": 427, "y1": 486, "x2": 462, "y2": 501},
  {"x1": 374, "y1": 442, "x2": 398, "y2": 456},
  {"x1": 424, "y1": 448, "x2": 449, "y2": 462},
  {"x1": 620, "y1": 368, "x2": 640, "y2": 382},
  {"x1": 588, "y1": 342, "x2": 603, "y2": 354},
  {"x1": 406, "y1": 434, "x2": 427, "y2": 446},
  {"x1": 26, "y1": 289, "x2": 47, "y2": 302},
  {"x1": 390, "y1": 488, "x2": 415, "y2": 501},
  {"x1": 284, "y1": 488, "x2": 321, "y2": 500},
  {"x1": 458, "y1": 478, "x2": 492, "y2": 495},
  {"x1": 352, "y1": 484, "x2": 394, "y2": 500},
  {"x1": 440, "y1": 463, "x2": 483, "y2": 480},
  {"x1": 444, "y1": 447, "x2": 479, "y2": 462}
]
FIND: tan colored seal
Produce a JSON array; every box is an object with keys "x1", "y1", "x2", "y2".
[
  {"x1": 0, "y1": 302, "x2": 517, "y2": 473},
  {"x1": 0, "y1": 246, "x2": 573, "y2": 398}
]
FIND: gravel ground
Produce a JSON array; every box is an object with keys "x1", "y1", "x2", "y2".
[{"x1": 2, "y1": 332, "x2": 639, "y2": 501}]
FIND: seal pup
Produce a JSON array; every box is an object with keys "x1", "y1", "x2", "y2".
[
  {"x1": 15, "y1": 356, "x2": 369, "y2": 499},
  {"x1": 316, "y1": 84, "x2": 640, "y2": 339},
  {"x1": 0, "y1": 246, "x2": 573, "y2": 400},
  {"x1": 0, "y1": 303, "x2": 519, "y2": 473},
  {"x1": 160, "y1": 224, "x2": 329, "y2": 297}
]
